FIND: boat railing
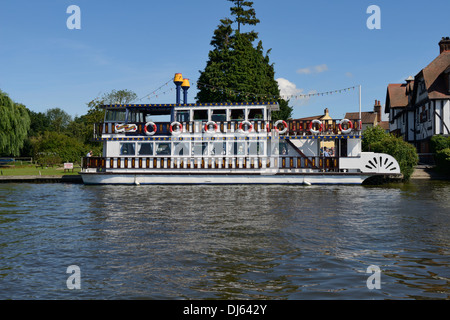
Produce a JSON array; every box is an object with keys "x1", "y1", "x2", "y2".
[
  {"x1": 93, "y1": 119, "x2": 361, "y2": 138},
  {"x1": 82, "y1": 155, "x2": 339, "y2": 172}
]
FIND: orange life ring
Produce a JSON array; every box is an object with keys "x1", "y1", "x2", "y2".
[
  {"x1": 309, "y1": 120, "x2": 323, "y2": 134},
  {"x1": 204, "y1": 121, "x2": 218, "y2": 133},
  {"x1": 239, "y1": 121, "x2": 253, "y2": 133},
  {"x1": 339, "y1": 119, "x2": 353, "y2": 134},
  {"x1": 144, "y1": 122, "x2": 157, "y2": 136},
  {"x1": 274, "y1": 120, "x2": 288, "y2": 134},
  {"x1": 170, "y1": 121, "x2": 183, "y2": 135}
]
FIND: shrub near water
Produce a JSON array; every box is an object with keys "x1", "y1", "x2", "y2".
[
  {"x1": 363, "y1": 126, "x2": 418, "y2": 180},
  {"x1": 430, "y1": 135, "x2": 450, "y2": 153},
  {"x1": 435, "y1": 147, "x2": 450, "y2": 174},
  {"x1": 31, "y1": 131, "x2": 85, "y2": 165},
  {"x1": 370, "y1": 135, "x2": 419, "y2": 180}
]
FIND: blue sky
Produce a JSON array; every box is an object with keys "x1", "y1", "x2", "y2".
[{"x1": 0, "y1": 0, "x2": 449, "y2": 120}]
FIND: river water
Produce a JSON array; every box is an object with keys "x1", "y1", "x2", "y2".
[{"x1": 0, "y1": 180, "x2": 449, "y2": 300}]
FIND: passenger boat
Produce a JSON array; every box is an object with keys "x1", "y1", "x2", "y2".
[{"x1": 80, "y1": 74, "x2": 401, "y2": 185}]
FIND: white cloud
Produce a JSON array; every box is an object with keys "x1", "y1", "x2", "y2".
[
  {"x1": 345, "y1": 72, "x2": 353, "y2": 78},
  {"x1": 276, "y1": 78, "x2": 304, "y2": 97},
  {"x1": 296, "y1": 64, "x2": 328, "y2": 75},
  {"x1": 276, "y1": 78, "x2": 315, "y2": 106}
]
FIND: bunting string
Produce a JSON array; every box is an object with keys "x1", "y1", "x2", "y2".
[
  {"x1": 136, "y1": 78, "x2": 173, "y2": 102},
  {"x1": 134, "y1": 78, "x2": 359, "y2": 103},
  {"x1": 195, "y1": 81, "x2": 359, "y2": 101}
]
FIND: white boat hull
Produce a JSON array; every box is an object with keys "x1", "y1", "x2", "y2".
[{"x1": 80, "y1": 172, "x2": 371, "y2": 185}]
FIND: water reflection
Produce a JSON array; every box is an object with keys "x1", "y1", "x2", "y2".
[{"x1": 0, "y1": 181, "x2": 449, "y2": 299}]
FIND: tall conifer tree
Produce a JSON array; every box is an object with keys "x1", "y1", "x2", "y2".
[{"x1": 196, "y1": 0, "x2": 293, "y2": 120}]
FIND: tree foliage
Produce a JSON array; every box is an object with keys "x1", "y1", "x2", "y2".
[
  {"x1": 31, "y1": 131, "x2": 85, "y2": 165},
  {"x1": 362, "y1": 125, "x2": 418, "y2": 180},
  {"x1": 46, "y1": 108, "x2": 73, "y2": 133},
  {"x1": 196, "y1": 1, "x2": 292, "y2": 120},
  {"x1": 102, "y1": 89, "x2": 138, "y2": 105},
  {"x1": 430, "y1": 135, "x2": 450, "y2": 153},
  {"x1": 430, "y1": 135, "x2": 450, "y2": 174},
  {"x1": 435, "y1": 148, "x2": 450, "y2": 174},
  {"x1": 0, "y1": 90, "x2": 31, "y2": 156},
  {"x1": 14, "y1": 89, "x2": 137, "y2": 164}
]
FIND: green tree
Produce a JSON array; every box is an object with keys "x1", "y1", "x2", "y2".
[
  {"x1": 430, "y1": 135, "x2": 450, "y2": 153},
  {"x1": 46, "y1": 107, "x2": 73, "y2": 133},
  {"x1": 0, "y1": 90, "x2": 31, "y2": 156},
  {"x1": 363, "y1": 125, "x2": 418, "y2": 180},
  {"x1": 66, "y1": 89, "x2": 138, "y2": 150},
  {"x1": 435, "y1": 148, "x2": 450, "y2": 175},
  {"x1": 27, "y1": 109, "x2": 51, "y2": 137},
  {"x1": 102, "y1": 89, "x2": 138, "y2": 105},
  {"x1": 228, "y1": 0, "x2": 260, "y2": 40},
  {"x1": 31, "y1": 131, "x2": 85, "y2": 164},
  {"x1": 196, "y1": 1, "x2": 292, "y2": 120},
  {"x1": 361, "y1": 125, "x2": 390, "y2": 152}
]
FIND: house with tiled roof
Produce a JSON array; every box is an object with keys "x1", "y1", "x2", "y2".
[
  {"x1": 345, "y1": 100, "x2": 389, "y2": 132},
  {"x1": 385, "y1": 37, "x2": 450, "y2": 154}
]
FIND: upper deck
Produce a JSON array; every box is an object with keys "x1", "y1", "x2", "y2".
[{"x1": 94, "y1": 101, "x2": 361, "y2": 139}]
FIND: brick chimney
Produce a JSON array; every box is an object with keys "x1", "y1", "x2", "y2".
[
  {"x1": 439, "y1": 37, "x2": 450, "y2": 54},
  {"x1": 373, "y1": 99, "x2": 381, "y2": 123}
]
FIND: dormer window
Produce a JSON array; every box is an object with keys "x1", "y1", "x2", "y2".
[{"x1": 418, "y1": 79, "x2": 426, "y2": 95}]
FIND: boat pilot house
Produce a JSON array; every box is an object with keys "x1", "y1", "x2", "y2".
[{"x1": 80, "y1": 74, "x2": 400, "y2": 185}]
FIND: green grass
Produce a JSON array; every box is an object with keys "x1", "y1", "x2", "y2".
[{"x1": 0, "y1": 164, "x2": 81, "y2": 176}]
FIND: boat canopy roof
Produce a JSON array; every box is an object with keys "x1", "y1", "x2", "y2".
[{"x1": 101, "y1": 101, "x2": 279, "y2": 112}]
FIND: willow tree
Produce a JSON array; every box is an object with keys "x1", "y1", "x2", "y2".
[
  {"x1": 196, "y1": 0, "x2": 292, "y2": 120},
  {"x1": 0, "y1": 90, "x2": 31, "y2": 156}
]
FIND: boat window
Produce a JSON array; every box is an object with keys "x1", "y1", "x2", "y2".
[
  {"x1": 192, "y1": 142, "x2": 208, "y2": 156},
  {"x1": 128, "y1": 110, "x2": 144, "y2": 123},
  {"x1": 210, "y1": 142, "x2": 226, "y2": 155},
  {"x1": 105, "y1": 110, "x2": 126, "y2": 122},
  {"x1": 174, "y1": 142, "x2": 189, "y2": 156},
  {"x1": 155, "y1": 143, "x2": 171, "y2": 156},
  {"x1": 279, "y1": 141, "x2": 288, "y2": 155},
  {"x1": 230, "y1": 109, "x2": 245, "y2": 121},
  {"x1": 234, "y1": 142, "x2": 246, "y2": 155},
  {"x1": 193, "y1": 109, "x2": 208, "y2": 121},
  {"x1": 211, "y1": 109, "x2": 227, "y2": 122},
  {"x1": 269, "y1": 141, "x2": 284, "y2": 156},
  {"x1": 138, "y1": 143, "x2": 153, "y2": 156},
  {"x1": 176, "y1": 110, "x2": 190, "y2": 123},
  {"x1": 248, "y1": 142, "x2": 264, "y2": 155},
  {"x1": 120, "y1": 143, "x2": 135, "y2": 156},
  {"x1": 248, "y1": 109, "x2": 264, "y2": 120}
]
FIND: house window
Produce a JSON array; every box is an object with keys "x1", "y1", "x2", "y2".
[{"x1": 420, "y1": 107, "x2": 429, "y2": 123}]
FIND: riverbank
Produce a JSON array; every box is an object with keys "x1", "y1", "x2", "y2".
[
  {"x1": 410, "y1": 165, "x2": 450, "y2": 180},
  {"x1": 0, "y1": 175, "x2": 83, "y2": 184}
]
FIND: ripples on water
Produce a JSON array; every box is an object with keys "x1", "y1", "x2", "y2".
[{"x1": 0, "y1": 180, "x2": 449, "y2": 299}]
